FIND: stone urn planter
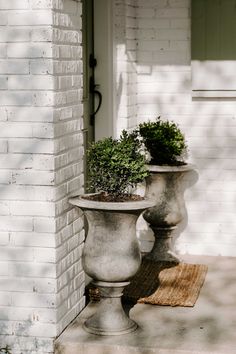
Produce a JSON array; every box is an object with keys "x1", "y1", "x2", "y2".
[
  {"x1": 143, "y1": 164, "x2": 195, "y2": 263},
  {"x1": 137, "y1": 117, "x2": 195, "y2": 263},
  {"x1": 69, "y1": 194, "x2": 155, "y2": 336}
]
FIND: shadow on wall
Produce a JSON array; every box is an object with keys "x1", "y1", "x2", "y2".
[{"x1": 114, "y1": 0, "x2": 236, "y2": 256}]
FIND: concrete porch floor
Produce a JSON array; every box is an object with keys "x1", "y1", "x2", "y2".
[{"x1": 55, "y1": 255, "x2": 236, "y2": 354}]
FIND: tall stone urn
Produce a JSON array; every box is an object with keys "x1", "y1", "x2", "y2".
[
  {"x1": 143, "y1": 164, "x2": 195, "y2": 263},
  {"x1": 69, "y1": 195, "x2": 155, "y2": 336}
]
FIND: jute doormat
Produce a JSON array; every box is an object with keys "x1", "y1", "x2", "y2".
[
  {"x1": 86, "y1": 260, "x2": 208, "y2": 307},
  {"x1": 123, "y1": 259, "x2": 208, "y2": 307}
]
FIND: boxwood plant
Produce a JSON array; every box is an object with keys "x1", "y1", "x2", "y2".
[
  {"x1": 138, "y1": 117, "x2": 187, "y2": 166},
  {"x1": 87, "y1": 130, "x2": 148, "y2": 201}
]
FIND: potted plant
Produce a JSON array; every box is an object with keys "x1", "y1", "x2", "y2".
[
  {"x1": 69, "y1": 130, "x2": 155, "y2": 336},
  {"x1": 137, "y1": 117, "x2": 195, "y2": 263}
]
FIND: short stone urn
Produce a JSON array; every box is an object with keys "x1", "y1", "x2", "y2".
[
  {"x1": 69, "y1": 195, "x2": 155, "y2": 336},
  {"x1": 143, "y1": 164, "x2": 195, "y2": 263}
]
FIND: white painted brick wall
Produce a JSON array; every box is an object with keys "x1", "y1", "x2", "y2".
[
  {"x1": 114, "y1": 0, "x2": 138, "y2": 136},
  {"x1": 134, "y1": 0, "x2": 236, "y2": 257},
  {"x1": 0, "y1": 0, "x2": 85, "y2": 353}
]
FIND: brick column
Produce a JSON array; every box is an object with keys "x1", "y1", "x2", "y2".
[{"x1": 0, "y1": 1, "x2": 85, "y2": 353}]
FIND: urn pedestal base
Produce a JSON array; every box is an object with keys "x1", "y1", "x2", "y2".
[
  {"x1": 84, "y1": 281, "x2": 137, "y2": 336},
  {"x1": 144, "y1": 226, "x2": 181, "y2": 263}
]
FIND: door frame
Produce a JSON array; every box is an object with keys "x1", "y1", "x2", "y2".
[{"x1": 93, "y1": 0, "x2": 116, "y2": 140}]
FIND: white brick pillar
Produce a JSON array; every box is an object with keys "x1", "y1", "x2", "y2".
[{"x1": 0, "y1": 1, "x2": 85, "y2": 353}]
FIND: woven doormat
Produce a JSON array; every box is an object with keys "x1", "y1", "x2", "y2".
[
  {"x1": 87, "y1": 260, "x2": 208, "y2": 307},
  {"x1": 123, "y1": 259, "x2": 208, "y2": 307}
]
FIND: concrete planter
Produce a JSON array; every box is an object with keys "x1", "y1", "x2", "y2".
[
  {"x1": 143, "y1": 164, "x2": 195, "y2": 263},
  {"x1": 69, "y1": 194, "x2": 155, "y2": 336}
]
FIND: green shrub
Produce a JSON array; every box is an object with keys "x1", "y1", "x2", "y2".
[
  {"x1": 138, "y1": 117, "x2": 187, "y2": 166},
  {"x1": 87, "y1": 130, "x2": 148, "y2": 199}
]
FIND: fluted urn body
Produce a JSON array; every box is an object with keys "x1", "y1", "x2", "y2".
[
  {"x1": 143, "y1": 164, "x2": 194, "y2": 263},
  {"x1": 69, "y1": 195, "x2": 155, "y2": 335}
]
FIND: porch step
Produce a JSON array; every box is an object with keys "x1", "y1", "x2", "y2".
[
  {"x1": 55, "y1": 340, "x2": 230, "y2": 354},
  {"x1": 55, "y1": 256, "x2": 236, "y2": 354}
]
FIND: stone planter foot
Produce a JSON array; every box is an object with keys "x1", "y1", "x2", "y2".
[
  {"x1": 83, "y1": 281, "x2": 138, "y2": 336},
  {"x1": 144, "y1": 227, "x2": 181, "y2": 263},
  {"x1": 144, "y1": 249, "x2": 181, "y2": 263}
]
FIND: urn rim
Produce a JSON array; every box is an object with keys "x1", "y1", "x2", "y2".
[
  {"x1": 146, "y1": 163, "x2": 196, "y2": 173},
  {"x1": 69, "y1": 193, "x2": 155, "y2": 211}
]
